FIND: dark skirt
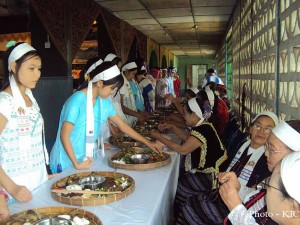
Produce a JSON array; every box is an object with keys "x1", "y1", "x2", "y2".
[
  {"x1": 174, "y1": 172, "x2": 214, "y2": 220},
  {"x1": 176, "y1": 190, "x2": 229, "y2": 225}
]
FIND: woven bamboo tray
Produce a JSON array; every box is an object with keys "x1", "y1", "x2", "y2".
[
  {"x1": 1, "y1": 206, "x2": 102, "y2": 225},
  {"x1": 51, "y1": 171, "x2": 135, "y2": 206},
  {"x1": 108, "y1": 150, "x2": 171, "y2": 170}
]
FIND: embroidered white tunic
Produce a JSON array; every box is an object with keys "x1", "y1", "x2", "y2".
[
  {"x1": 0, "y1": 92, "x2": 48, "y2": 201},
  {"x1": 119, "y1": 74, "x2": 138, "y2": 125}
]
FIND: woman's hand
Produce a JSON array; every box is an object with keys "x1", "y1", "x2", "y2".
[
  {"x1": 218, "y1": 172, "x2": 240, "y2": 190},
  {"x1": 11, "y1": 185, "x2": 32, "y2": 203},
  {"x1": 74, "y1": 157, "x2": 93, "y2": 170},
  {"x1": 0, "y1": 195, "x2": 9, "y2": 220},
  {"x1": 150, "y1": 129, "x2": 162, "y2": 139},
  {"x1": 165, "y1": 94, "x2": 175, "y2": 102},
  {"x1": 219, "y1": 173, "x2": 242, "y2": 211},
  {"x1": 145, "y1": 140, "x2": 163, "y2": 153},
  {"x1": 157, "y1": 122, "x2": 174, "y2": 132}
]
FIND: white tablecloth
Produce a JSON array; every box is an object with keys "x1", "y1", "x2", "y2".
[{"x1": 8, "y1": 146, "x2": 180, "y2": 225}]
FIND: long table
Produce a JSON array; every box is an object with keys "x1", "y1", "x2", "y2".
[{"x1": 8, "y1": 146, "x2": 180, "y2": 225}]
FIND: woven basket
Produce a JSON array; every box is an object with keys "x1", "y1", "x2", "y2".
[
  {"x1": 51, "y1": 171, "x2": 135, "y2": 206},
  {"x1": 108, "y1": 150, "x2": 171, "y2": 170},
  {"x1": 2, "y1": 206, "x2": 102, "y2": 225}
]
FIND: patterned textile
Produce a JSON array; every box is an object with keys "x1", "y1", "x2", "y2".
[
  {"x1": 226, "y1": 189, "x2": 277, "y2": 225},
  {"x1": 174, "y1": 122, "x2": 227, "y2": 220},
  {"x1": 155, "y1": 78, "x2": 170, "y2": 108},
  {"x1": 129, "y1": 80, "x2": 144, "y2": 112},
  {"x1": 0, "y1": 92, "x2": 48, "y2": 204},
  {"x1": 176, "y1": 190, "x2": 229, "y2": 225},
  {"x1": 119, "y1": 75, "x2": 138, "y2": 125},
  {"x1": 175, "y1": 138, "x2": 270, "y2": 225},
  {"x1": 139, "y1": 78, "x2": 155, "y2": 112}
]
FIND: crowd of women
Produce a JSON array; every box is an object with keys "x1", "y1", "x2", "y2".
[{"x1": 0, "y1": 42, "x2": 299, "y2": 225}]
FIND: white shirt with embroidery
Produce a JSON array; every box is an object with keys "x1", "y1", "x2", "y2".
[
  {"x1": 119, "y1": 75, "x2": 138, "y2": 125},
  {"x1": 0, "y1": 92, "x2": 48, "y2": 196}
]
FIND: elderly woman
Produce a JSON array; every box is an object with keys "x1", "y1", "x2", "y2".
[
  {"x1": 220, "y1": 120, "x2": 300, "y2": 225},
  {"x1": 150, "y1": 97, "x2": 228, "y2": 215},
  {"x1": 176, "y1": 120, "x2": 300, "y2": 225},
  {"x1": 175, "y1": 111, "x2": 279, "y2": 225}
]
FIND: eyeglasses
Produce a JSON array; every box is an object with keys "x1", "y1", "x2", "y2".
[
  {"x1": 258, "y1": 180, "x2": 281, "y2": 192},
  {"x1": 264, "y1": 143, "x2": 286, "y2": 155},
  {"x1": 252, "y1": 124, "x2": 272, "y2": 134}
]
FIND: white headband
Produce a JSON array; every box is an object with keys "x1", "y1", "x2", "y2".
[
  {"x1": 188, "y1": 98, "x2": 203, "y2": 120},
  {"x1": 189, "y1": 86, "x2": 199, "y2": 95},
  {"x1": 104, "y1": 53, "x2": 117, "y2": 62},
  {"x1": 252, "y1": 111, "x2": 279, "y2": 126},
  {"x1": 272, "y1": 121, "x2": 300, "y2": 151},
  {"x1": 281, "y1": 152, "x2": 300, "y2": 204},
  {"x1": 122, "y1": 62, "x2": 137, "y2": 72},
  {"x1": 84, "y1": 59, "x2": 103, "y2": 79},
  {"x1": 91, "y1": 65, "x2": 120, "y2": 83},
  {"x1": 205, "y1": 86, "x2": 215, "y2": 108},
  {"x1": 8, "y1": 43, "x2": 36, "y2": 71}
]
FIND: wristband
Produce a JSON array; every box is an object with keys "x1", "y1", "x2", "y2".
[{"x1": 0, "y1": 190, "x2": 9, "y2": 202}]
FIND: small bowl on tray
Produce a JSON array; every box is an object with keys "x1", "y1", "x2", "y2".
[
  {"x1": 129, "y1": 154, "x2": 150, "y2": 164},
  {"x1": 33, "y1": 217, "x2": 72, "y2": 225},
  {"x1": 78, "y1": 175, "x2": 106, "y2": 190}
]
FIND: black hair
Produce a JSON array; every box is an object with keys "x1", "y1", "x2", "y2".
[
  {"x1": 207, "y1": 68, "x2": 215, "y2": 74},
  {"x1": 111, "y1": 56, "x2": 122, "y2": 66},
  {"x1": 2, "y1": 42, "x2": 40, "y2": 91},
  {"x1": 185, "y1": 97, "x2": 206, "y2": 115},
  {"x1": 78, "y1": 61, "x2": 124, "y2": 96},
  {"x1": 286, "y1": 120, "x2": 300, "y2": 133},
  {"x1": 185, "y1": 89, "x2": 197, "y2": 98},
  {"x1": 121, "y1": 60, "x2": 137, "y2": 75}
]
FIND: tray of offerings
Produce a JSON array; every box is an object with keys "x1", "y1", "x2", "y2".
[
  {"x1": 50, "y1": 171, "x2": 135, "y2": 206},
  {"x1": 108, "y1": 134, "x2": 153, "y2": 147},
  {"x1": 108, "y1": 147, "x2": 171, "y2": 170},
  {"x1": 1, "y1": 206, "x2": 102, "y2": 225}
]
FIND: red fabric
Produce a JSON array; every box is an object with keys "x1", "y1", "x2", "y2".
[
  {"x1": 173, "y1": 77, "x2": 181, "y2": 97},
  {"x1": 217, "y1": 98, "x2": 229, "y2": 135},
  {"x1": 223, "y1": 189, "x2": 267, "y2": 225}
]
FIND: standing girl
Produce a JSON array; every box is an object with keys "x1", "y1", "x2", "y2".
[
  {"x1": 50, "y1": 61, "x2": 162, "y2": 173},
  {"x1": 0, "y1": 42, "x2": 50, "y2": 207}
]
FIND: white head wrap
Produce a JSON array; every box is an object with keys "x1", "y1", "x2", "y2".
[
  {"x1": 7, "y1": 42, "x2": 49, "y2": 165},
  {"x1": 84, "y1": 59, "x2": 103, "y2": 79},
  {"x1": 8, "y1": 43, "x2": 35, "y2": 71},
  {"x1": 104, "y1": 53, "x2": 117, "y2": 62},
  {"x1": 189, "y1": 86, "x2": 199, "y2": 95},
  {"x1": 251, "y1": 111, "x2": 279, "y2": 126},
  {"x1": 204, "y1": 86, "x2": 215, "y2": 108},
  {"x1": 281, "y1": 151, "x2": 300, "y2": 204},
  {"x1": 272, "y1": 121, "x2": 300, "y2": 151},
  {"x1": 188, "y1": 97, "x2": 212, "y2": 126},
  {"x1": 121, "y1": 62, "x2": 137, "y2": 73},
  {"x1": 86, "y1": 64, "x2": 120, "y2": 158}
]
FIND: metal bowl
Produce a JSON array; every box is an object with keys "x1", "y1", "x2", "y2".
[
  {"x1": 33, "y1": 217, "x2": 72, "y2": 225},
  {"x1": 129, "y1": 154, "x2": 150, "y2": 164},
  {"x1": 78, "y1": 175, "x2": 106, "y2": 190}
]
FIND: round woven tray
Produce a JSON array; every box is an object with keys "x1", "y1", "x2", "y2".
[
  {"x1": 2, "y1": 206, "x2": 102, "y2": 225},
  {"x1": 51, "y1": 171, "x2": 135, "y2": 206},
  {"x1": 108, "y1": 150, "x2": 171, "y2": 170}
]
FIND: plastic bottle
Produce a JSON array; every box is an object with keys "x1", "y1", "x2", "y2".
[{"x1": 57, "y1": 163, "x2": 62, "y2": 173}]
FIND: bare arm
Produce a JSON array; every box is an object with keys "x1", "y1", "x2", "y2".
[
  {"x1": 60, "y1": 122, "x2": 93, "y2": 170},
  {"x1": 150, "y1": 131, "x2": 201, "y2": 155},
  {"x1": 109, "y1": 115, "x2": 162, "y2": 152},
  {"x1": 0, "y1": 186, "x2": 9, "y2": 220},
  {"x1": 120, "y1": 94, "x2": 146, "y2": 124},
  {"x1": 157, "y1": 122, "x2": 189, "y2": 141}
]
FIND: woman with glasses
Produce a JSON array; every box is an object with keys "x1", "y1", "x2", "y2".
[
  {"x1": 219, "y1": 120, "x2": 300, "y2": 225},
  {"x1": 175, "y1": 111, "x2": 278, "y2": 225}
]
